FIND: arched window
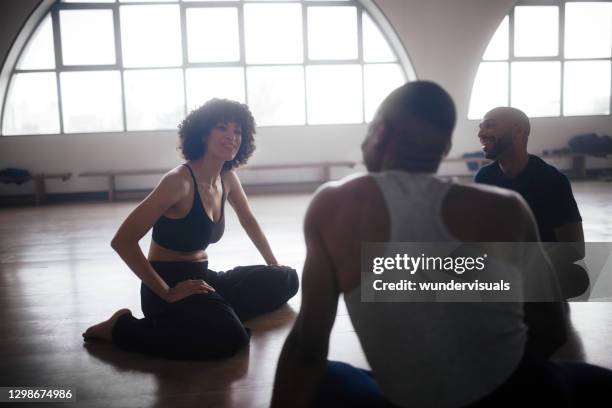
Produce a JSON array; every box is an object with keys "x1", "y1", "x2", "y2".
[
  {"x1": 468, "y1": 1, "x2": 612, "y2": 119},
  {"x1": 0, "y1": 0, "x2": 414, "y2": 136}
]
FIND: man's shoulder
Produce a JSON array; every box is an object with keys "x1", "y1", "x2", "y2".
[
  {"x1": 530, "y1": 155, "x2": 562, "y2": 177},
  {"x1": 444, "y1": 182, "x2": 532, "y2": 240},
  {"x1": 449, "y1": 181, "x2": 524, "y2": 209},
  {"x1": 529, "y1": 155, "x2": 571, "y2": 186},
  {"x1": 315, "y1": 173, "x2": 377, "y2": 199},
  {"x1": 306, "y1": 173, "x2": 389, "y2": 244},
  {"x1": 309, "y1": 174, "x2": 378, "y2": 215}
]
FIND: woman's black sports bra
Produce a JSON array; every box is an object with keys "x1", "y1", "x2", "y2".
[{"x1": 152, "y1": 164, "x2": 225, "y2": 252}]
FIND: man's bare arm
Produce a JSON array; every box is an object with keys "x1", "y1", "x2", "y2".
[{"x1": 271, "y1": 191, "x2": 340, "y2": 408}]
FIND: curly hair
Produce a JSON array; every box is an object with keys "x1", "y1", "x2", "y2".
[{"x1": 178, "y1": 99, "x2": 256, "y2": 170}]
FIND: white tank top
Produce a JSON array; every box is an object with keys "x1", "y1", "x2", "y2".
[{"x1": 344, "y1": 170, "x2": 527, "y2": 408}]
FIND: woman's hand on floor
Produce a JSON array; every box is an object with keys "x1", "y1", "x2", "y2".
[{"x1": 164, "y1": 279, "x2": 215, "y2": 303}]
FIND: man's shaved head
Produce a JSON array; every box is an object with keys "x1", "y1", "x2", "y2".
[{"x1": 486, "y1": 107, "x2": 530, "y2": 138}]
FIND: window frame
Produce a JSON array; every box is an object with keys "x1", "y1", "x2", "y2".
[
  {"x1": 473, "y1": 0, "x2": 612, "y2": 119},
  {"x1": 1, "y1": 0, "x2": 416, "y2": 136}
]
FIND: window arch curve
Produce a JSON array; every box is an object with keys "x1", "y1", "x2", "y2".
[
  {"x1": 468, "y1": 1, "x2": 612, "y2": 120},
  {"x1": 1, "y1": 0, "x2": 415, "y2": 136}
]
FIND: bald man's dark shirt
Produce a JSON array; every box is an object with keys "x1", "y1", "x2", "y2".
[{"x1": 474, "y1": 155, "x2": 582, "y2": 242}]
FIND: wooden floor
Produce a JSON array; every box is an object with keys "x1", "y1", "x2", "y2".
[{"x1": 1, "y1": 180, "x2": 611, "y2": 407}]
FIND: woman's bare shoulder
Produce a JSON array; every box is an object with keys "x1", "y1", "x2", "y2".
[
  {"x1": 221, "y1": 169, "x2": 241, "y2": 190},
  {"x1": 221, "y1": 168, "x2": 239, "y2": 181},
  {"x1": 154, "y1": 165, "x2": 192, "y2": 197}
]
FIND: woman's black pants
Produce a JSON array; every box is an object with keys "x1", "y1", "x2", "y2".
[{"x1": 111, "y1": 261, "x2": 299, "y2": 360}]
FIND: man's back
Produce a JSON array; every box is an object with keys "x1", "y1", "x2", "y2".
[
  {"x1": 317, "y1": 171, "x2": 536, "y2": 407},
  {"x1": 317, "y1": 172, "x2": 538, "y2": 296}
]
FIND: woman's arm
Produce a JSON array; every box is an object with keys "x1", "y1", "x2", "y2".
[
  {"x1": 111, "y1": 168, "x2": 214, "y2": 301},
  {"x1": 224, "y1": 170, "x2": 279, "y2": 265}
]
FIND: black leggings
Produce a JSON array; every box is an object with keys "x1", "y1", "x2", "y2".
[{"x1": 112, "y1": 261, "x2": 299, "y2": 360}]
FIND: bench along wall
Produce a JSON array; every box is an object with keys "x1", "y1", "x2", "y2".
[{"x1": 0, "y1": 0, "x2": 611, "y2": 196}]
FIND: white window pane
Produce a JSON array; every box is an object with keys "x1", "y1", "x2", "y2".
[
  {"x1": 60, "y1": 71, "x2": 123, "y2": 133},
  {"x1": 2, "y1": 73, "x2": 59, "y2": 135},
  {"x1": 511, "y1": 61, "x2": 560, "y2": 117},
  {"x1": 514, "y1": 6, "x2": 558, "y2": 57},
  {"x1": 17, "y1": 14, "x2": 55, "y2": 70},
  {"x1": 124, "y1": 69, "x2": 185, "y2": 130},
  {"x1": 308, "y1": 6, "x2": 357, "y2": 60},
  {"x1": 63, "y1": 0, "x2": 115, "y2": 3},
  {"x1": 246, "y1": 66, "x2": 305, "y2": 126},
  {"x1": 362, "y1": 12, "x2": 395, "y2": 63},
  {"x1": 565, "y1": 2, "x2": 612, "y2": 59},
  {"x1": 244, "y1": 4, "x2": 303, "y2": 64},
  {"x1": 119, "y1": 0, "x2": 175, "y2": 2},
  {"x1": 306, "y1": 65, "x2": 362, "y2": 124},
  {"x1": 483, "y1": 15, "x2": 508, "y2": 61},
  {"x1": 564, "y1": 60, "x2": 611, "y2": 116},
  {"x1": 364, "y1": 64, "x2": 404, "y2": 122},
  {"x1": 120, "y1": 5, "x2": 182, "y2": 68},
  {"x1": 186, "y1": 67, "x2": 245, "y2": 111},
  {"x1": 468, "y1": 62, "x2": 508, "y2": 120},
  {"x1": 186, "y1": 8, "x2": 239, "y2": 63},
  {"x1": 60, "y1": 9, "x2": 116, "y2": 65}
]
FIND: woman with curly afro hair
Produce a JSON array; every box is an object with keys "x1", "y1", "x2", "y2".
[{"x1": 83, "y1": 99, "x2": 299, "y2": 359}]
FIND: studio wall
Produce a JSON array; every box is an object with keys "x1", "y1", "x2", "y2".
[{"x1": 0, "y1": 0, "x2": 610, "y2": 195}]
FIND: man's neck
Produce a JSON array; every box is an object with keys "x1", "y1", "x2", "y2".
[
  {"x1": 497, "y1": 150, "x2": 529, "y2": 178},
  {"x1": 381, "y1": 156, "x2": 440, "y2": 173}
]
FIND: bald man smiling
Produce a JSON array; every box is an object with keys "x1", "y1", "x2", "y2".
[{"x1": 475, "y1": 107, "x2": 589, "y2": 300}]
